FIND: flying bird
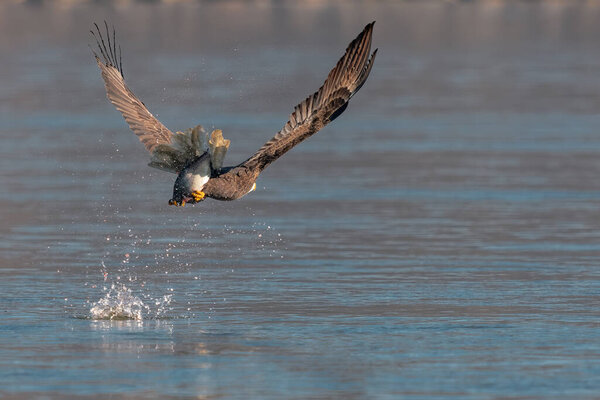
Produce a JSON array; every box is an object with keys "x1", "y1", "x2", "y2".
[{"x1": 92, "y1": 22, "x2": 377, "y2": 206}]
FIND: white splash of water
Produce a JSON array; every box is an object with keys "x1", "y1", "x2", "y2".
[
  {"x1": 155, "y1": 293, "x2": 173, "y2": 319},
  {"x1": 90, "y1": 283, "x2": 149, "y2": 320}
]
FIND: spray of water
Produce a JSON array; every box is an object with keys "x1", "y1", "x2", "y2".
[
  {"x1": 89, "y1": 279, "x2": 173, "y2": 320},
  {"x1": 86, "y1": 216, "x2": 285, "y2": 321},
  {"x1": 90, "y1": 283, "x2": 148, "y2": 320}
]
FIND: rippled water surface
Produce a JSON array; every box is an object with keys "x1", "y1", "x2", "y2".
[{"x1": 2, "y1": 1, "x2": 600, "y2": 399}]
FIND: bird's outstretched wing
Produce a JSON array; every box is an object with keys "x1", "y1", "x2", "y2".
[
  {"x1": 92, "y1": 22, "x2": 174, "y2": 154},
  {"x1": 240, "y1": 22, "x2": 377, "y2": 173}
]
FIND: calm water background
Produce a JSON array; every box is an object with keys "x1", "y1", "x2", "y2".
[{"x1": 2, "y1": 1, "x2": 600, "y2": 398}]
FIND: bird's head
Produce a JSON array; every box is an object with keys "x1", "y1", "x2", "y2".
[
  {"x1": 169, "y1": 175, "x2": 197, "y2": 207},
  {"x1": 169, "y1": 173, "x2": 209, "y2": 206}
]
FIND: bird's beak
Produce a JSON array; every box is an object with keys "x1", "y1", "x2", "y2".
[{"x1": 250, "y1": 182, "x2": 256, "y2": 192}]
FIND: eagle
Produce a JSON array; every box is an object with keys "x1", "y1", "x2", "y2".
[{"x1": 92, "y1": 22, "x2": 377, "y2": 206}]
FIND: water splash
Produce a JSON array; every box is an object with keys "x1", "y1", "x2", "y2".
[
  {"x1": 154, "y1": 293, "x2": 173, "y2": 319},
  {"x1": 90, "y1": 283, "x2": 149, "y2": 320}
]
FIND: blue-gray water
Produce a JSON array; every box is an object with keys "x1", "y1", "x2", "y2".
[{"x1": 2, "y1": 1, "x2": 600, "y2": 399}]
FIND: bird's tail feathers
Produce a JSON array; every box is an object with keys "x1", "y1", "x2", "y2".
[
  {"x1": 148, "y1": 125, "x2": 208, "y2": 173},
  {"x1": 208, "y1": 129, "x2": 230, "y2": 172},
  {"x1": 148, "y1": 125, "x2": 230, "y2": 174}
]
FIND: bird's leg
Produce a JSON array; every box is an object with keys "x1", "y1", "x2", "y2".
[
  {"x1": 191, "y1": 191, "x2": 206, "y2": 202},
  {"x1": 168, "y1": 199, "x2": 185, "y2": 207}
]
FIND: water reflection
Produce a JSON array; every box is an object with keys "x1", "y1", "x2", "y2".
[
  {"x1": 90, "y1": 319, "x2": 147, "y2": 332},
  {"x1": 90, "y1": 319, "x2": 176, "y2": 356}
]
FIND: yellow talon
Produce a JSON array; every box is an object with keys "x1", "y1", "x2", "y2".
[{"x1": 192, "y1": 191, "x2": 206, "y2": 202}]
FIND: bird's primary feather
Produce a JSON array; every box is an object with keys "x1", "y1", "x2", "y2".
[
  {"x1": 93, "y1": 23, "x2": 220, "y2": 175},
  {"x1": 92, "y1": 22, "x2": 174, "y2": 154},
  {"x1": 200, "y1": 22, "x2": 377, "y2": 201},
  {"x1": 239, "y1": 21, "x2": 378, "y2": 173}
]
